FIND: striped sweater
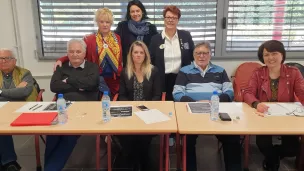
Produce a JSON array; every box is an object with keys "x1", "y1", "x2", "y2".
[{"x1": 173, "y1": 62, "x2": 234, "y2": 102}]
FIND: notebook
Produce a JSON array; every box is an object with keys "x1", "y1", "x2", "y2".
[{"x1": 10, "y1": 112, "x2": 58, "y2": 126}]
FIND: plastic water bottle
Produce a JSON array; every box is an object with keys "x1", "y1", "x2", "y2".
[
  {"x1": 57, "y1": 94, "x2": 67, "y2": 124},
  {"x1": 102, "y1": 91, "x2": 111, "y2": 123},
  {"x1": 210, "y1": 91, "x2": 219, "y2": 121}
]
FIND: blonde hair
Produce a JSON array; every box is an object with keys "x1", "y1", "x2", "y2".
[
  {"x1": 94, "y1": 8, "x2": 114, "y2": 24},
  {"x1": 126, "y1": 41, "x2": 153, "y2": 80}
]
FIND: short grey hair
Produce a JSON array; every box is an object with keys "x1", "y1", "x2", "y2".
[
  {"x1": 0, "y1": 48, "x2": 17, "y2": 58},
  {"x1": 67, "y1": 39, "x2": 87, "y2": 52},
  {"x1": 193, "y1": 41, "x2": 212, "y2": 55}
]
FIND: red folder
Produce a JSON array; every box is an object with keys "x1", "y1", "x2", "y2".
[{"x1": 10, "y1": 112, "x2": 58, "y2": 126}]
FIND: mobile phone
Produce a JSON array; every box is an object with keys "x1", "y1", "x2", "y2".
[
  {"x1": 219, "y1": 112, "x2": 231, "y2": 121},
  {"x1": 137, "y1": 105, "x2": 149, "y2": 111}
]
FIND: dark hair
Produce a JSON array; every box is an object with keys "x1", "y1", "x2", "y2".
[
  {"x1": 257, "y1": 40, "x2": 286, "y2": 64},
  {"x1": 163, "y1": 5, "x2": 181, "y2": 19},
  {"x1": 125, "y1": 0, "x2": 148, "y2": 21}
]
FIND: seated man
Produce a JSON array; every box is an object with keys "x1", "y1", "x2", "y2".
[
  {"x1": 46, "y1": 39, "x2": 99, "y2": 171},
  {"x1": 173, "y1": 41, "x2": 242, "y2": 171},
  {"x1": 0, "y1": 48, "x2": 38, "y2": 171}
]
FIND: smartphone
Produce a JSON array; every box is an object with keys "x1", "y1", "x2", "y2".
[
  {"x1": 219, "y1": 112, "x2": 231, "y2": 121},
  {"x1": 137, "y1": 105, "x2": 149, "y2": 111}
]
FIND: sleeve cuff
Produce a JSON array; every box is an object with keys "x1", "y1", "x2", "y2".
[{"x1": 252, "y1": 101, "x2": 260, "y2": 109}]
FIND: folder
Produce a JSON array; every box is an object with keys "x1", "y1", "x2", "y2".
[{"x1": 10, "y1": 112, "x2": 58, "y2": 126}]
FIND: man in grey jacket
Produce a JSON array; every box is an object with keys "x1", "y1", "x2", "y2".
[{"x1": 0, "y1": 48, "x2": 37, "y2": 171}]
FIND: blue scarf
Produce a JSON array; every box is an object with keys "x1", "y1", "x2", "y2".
[{"x1": 128, "y1": 20, "x2": 150, "y2": 41}]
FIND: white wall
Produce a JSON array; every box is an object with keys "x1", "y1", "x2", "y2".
[{"x1": 1, "y1": 0, "x2": 303, "y2": 101}]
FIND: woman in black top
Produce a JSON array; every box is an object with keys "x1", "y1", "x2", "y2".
[
  {"x1": 117, "y1": 41, "x2": 161, "y2": 171},
  {"x1": 115, "y1": 0, "x2": 158, "y2": 67},
  {"x1": 149, "y1": 5, "x2": 194, "y2": 101}
]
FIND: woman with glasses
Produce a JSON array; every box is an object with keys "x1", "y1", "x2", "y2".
[
  {"x1": 243, "y1": 40, "x2": 304, "y2": 171},
  {"x1": 115, "y1": 0, "x2": 158, "y2": 67},
  {"x1": 149, "y1": 5, "x2": 194, "y2": 100},
  {"x1": 53, "y1": 8, "x2": 122, "y2": 97}
]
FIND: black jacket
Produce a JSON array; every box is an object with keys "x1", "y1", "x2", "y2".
[
  {"x1": 118, "y1": 66, "x2": 162, "y2": 101},
  {"x1": 149, "y1": 29, "x2": 194, "y2": 90},
  {"x1": 115, "y1": 21, "x2": 158, "y2": 66},
  {"x1": 50, "y1": 61, "x2": 100, "y2": 101}
]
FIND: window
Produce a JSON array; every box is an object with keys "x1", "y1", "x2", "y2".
[
  {"x1": 33, "y1": 0, "x2": 218, "y2": 59},
  {"x1": 224, "y1": 0, "x2": 304, "y2": 57}
]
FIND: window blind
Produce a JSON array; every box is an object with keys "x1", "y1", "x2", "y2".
[
  {"x1": 36, "y1": 0, "x2": 218, "y2": 58},
  {"x1": 226, "y1": 0, "x2": 304, "y2": 52}
]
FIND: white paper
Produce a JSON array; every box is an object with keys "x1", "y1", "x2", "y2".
[
  {"x1": 219, "y1": 102, "x2": 243, "y2": 119},
  {"x1": 266, "y1": 103, "x2": 304, "y2": 116},
  {"x1": 135, "y1": 109, "x2": 171, "y2": 124},
  {"x1": 0, "y1": 101, "x2": 8, "y2": 108},
  {"x1": 15, "y1": 102, "x2": 57, "y2": 113}
]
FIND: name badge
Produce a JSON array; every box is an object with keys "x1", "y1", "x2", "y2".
[{"x1": 183, "y1": 42, "x2": 189, "y2": 49}]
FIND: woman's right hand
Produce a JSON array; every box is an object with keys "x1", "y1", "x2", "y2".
[
  {"x1": 53, "y1": 60, "x2": 62, "y2": 71},
  {"x1": 256, "y1": 103, "x2": 269, "y2": 117}
]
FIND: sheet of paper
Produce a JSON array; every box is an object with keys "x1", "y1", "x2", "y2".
[
  {"x1": 15, "y1": 102, "x2": 56, "y2": 113},
  {"x1": 135, "y1": 109, "x2": 170, "y2": 124},
  {"x1": 219, "y1": 102, "x2": 244, "y2": 119},
  {"x1": 266, "y1": 103, "x2": 304, "y2": 116},
  {"x1": 0, "y1": 101, "x2": 8, "y2": 108}
]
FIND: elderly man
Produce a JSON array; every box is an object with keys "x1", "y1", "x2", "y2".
[
  {"x1": 0, "y1": 48, "x2": 38, "y2": 171},
  {"x1": 45, "y1": 39, "x2": 99, "y2": 171},
  {"x1": 173, "y1": 41, "x2": 242, "y2": 171}
]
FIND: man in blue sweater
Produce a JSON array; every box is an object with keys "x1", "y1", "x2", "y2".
[{"x1": 173, "y1": 41, "x2": 242, "y2": 171}]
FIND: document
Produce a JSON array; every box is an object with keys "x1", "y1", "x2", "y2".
[
  {"x1": 187, "y1": 102, "x2": 211, "y2": 114},
  {"x1": 0, "y1": 101, "x2": 8, "y2": 108},
  {"x1": 266, "y1": 103, "x2": 304, "y2": 116},
  {"x1": 135, "y1": 109, "x2": 170, "y2": 124},
  {"x1": 219, "y1": 102, "x2": 243, "y2": 119},
  {"x1": 15, "y1": 102, "x2": 73, "y2": 113}
]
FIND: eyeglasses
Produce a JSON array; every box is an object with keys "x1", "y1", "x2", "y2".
[
  {"x1": 195, "y1": 52, "x2": 210, "y2": 57},
  {"x1": 0, "y1": 57, "x2": 15, "y2": 61},
  {"x1": 165, "y1": 16, "x2": 178, "y2": 21}
]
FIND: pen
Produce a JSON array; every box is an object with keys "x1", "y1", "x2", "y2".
[
  {"x1": 32, "y1": 105, "x2": 43, "y2": 111},
  {"x1": 29, "y1": 104, "x2": 38, "y2": 110}
]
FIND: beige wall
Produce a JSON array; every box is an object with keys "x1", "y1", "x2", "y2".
[{"x1": 1, "y1": 0, "x2": 303, "y2": 101}]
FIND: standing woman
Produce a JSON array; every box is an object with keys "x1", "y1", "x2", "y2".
[
  {"x1": 149, "y1": 5, "x2": 194, "y2": 101},
  {"x1": 243, "y1": 40, "x2": 304, "y2": 171},
  {"x1": 53, "y1": 8, "x2": 123, "y2": 97},
  {"x1": 115, "y1": 0, "x2": 158, "y2": 66},
  {"x1": 118, "y1": 41, "x2": 161, "y2": 171}
]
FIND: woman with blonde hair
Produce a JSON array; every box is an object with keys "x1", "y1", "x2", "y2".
[
  {"x1": 53, "y1": 8, "x2": 123, "y2": 98},
  {"x1": 117, "y1": 41, "x2": 161, "y2": 171},
  {"x1": 119, "y1": 40, "x2": 161, "y2": 101}
]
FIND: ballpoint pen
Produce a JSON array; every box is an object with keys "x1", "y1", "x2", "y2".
[
  {"x1": 32, "y1": 105, "x2": 43, "y2": 111},
  {"x1": 29, "y1": 104, "x2": 38, "y2": 110}
]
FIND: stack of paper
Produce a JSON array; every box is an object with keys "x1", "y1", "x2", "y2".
[
  {"x1": 135, "y1": 109, "x2": 170, "y2": 124},
  {"x1": 266, "y1": 103, "x2": 304, "y2": 116},
  {"x1": 187, "y1": 102, "x2": 211, "y2": 114},
  {"x1": 219, "y1": 102, "x2": 243, "y2": 119},
  {"x1": 0, "y1": 102, "x2": 8, "y2": 108}
]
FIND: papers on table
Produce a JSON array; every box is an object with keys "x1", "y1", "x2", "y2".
[
  {"x1": 266, "y1": 103, "x2": 304, "y2": 116},
  {"x1": 135, "y1": 109, "x2": 170, "y2": 124},
  {"x1": 15, "y1": 102, "x2": 73, "y2": 113},
  {"x1": 0, "y1": 101, "x2": 8, "y2": 108},
  {"x1": 187, "y1": 102, "x2": 211, "y2": 114},
  {"x1": 219, "y1": 102, "x2": 244, "y2": 119}
]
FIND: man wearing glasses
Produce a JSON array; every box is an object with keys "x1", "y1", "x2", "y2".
[
  {"x1": 0, "y1": 48, "x2": 38, "y2": 171},
  {"x1": 172, "y1": 41, "x2": 242, "y2": 171}
]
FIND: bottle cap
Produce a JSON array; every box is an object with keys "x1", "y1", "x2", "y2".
[
  {"x1": 104, "y1": 91, "x2": 108, "y2": 96},
  {"x1": 212, "y1": 91, "x2": 218, "y2": 95},
  {"x1": 58, "y1": 94, "x2": 63, "y2": 98}
]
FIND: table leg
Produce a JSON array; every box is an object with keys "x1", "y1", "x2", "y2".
[
  {"x1": 107, "y1": 135, "x2": 112, "y2": 171},
  {"x1": 182, "y1": 135, "x2": 187, "y2": 171},
  {"x1": 298, "y1": 135, "x2": 304, "y2": 171},
  {"x1": 96, "y1": 135, "x2": 100, "y2": 170},
  {"x1": 176, "y1": 133, "x2": 181, "y2": 170},
  {"x1": 165, "y1": 134, "x2": 169, "y2": 171},
  {"x1": 160, "y1": 134, "x2": 164, "y2": 171},
  {"x1": 244, "y1": 135, "x2": 249, "y2": 170}
]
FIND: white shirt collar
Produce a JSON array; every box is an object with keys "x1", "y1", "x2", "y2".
[
  {"x1": 162, "y1": 29, "x2": 178, "y2": 40},
  {"x1": 193, "y1": 61, "x2": 209, "y2": 73},
  {"x1": 69, "y1": 60, "x2": 86, "y2": 69}
]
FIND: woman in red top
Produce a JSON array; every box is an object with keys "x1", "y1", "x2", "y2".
[
  {"x1": 243, "y1": 40, "x2": 304, "y2": 171},
  {"x1": 53, "y1": 8, "x2": 123, "y2": 97}
]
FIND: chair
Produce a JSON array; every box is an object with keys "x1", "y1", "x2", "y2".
[
  {"x1": 33, "y1": 78, "x2": 45, "y2": 171},
  {"x1": 286, "y1": 62, "x2": 304, "y2": 102}
]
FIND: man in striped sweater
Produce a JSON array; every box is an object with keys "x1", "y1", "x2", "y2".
[{"x1": 173, "y1": 41, "x2": 242, "y2": 171}]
